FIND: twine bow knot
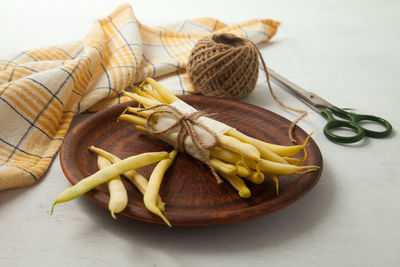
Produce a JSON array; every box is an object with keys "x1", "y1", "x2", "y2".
[{"x1": 137, "y1": 104, "x2": 222, "y2": 183}]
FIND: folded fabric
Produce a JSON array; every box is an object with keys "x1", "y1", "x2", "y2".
[{"x1": 0, "y1": 4, "x2": 279, "y2": 191}]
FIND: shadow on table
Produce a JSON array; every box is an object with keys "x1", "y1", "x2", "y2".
[{"x1": 76, "y1": 160, "x2": 335, "y2": 254}]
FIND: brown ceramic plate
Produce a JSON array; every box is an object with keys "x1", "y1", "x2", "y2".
[{"x1": 60, "y1": 95, "x2": 323, "y2": 226}]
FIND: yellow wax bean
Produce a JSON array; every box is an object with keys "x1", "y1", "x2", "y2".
[
  {"x1": 89, "y1": 146, "x2": 165, "y2": 211},
  {"x1": 135, "y1": 88, "x2": 161, "y2": 102},
  {"x1": 225, "y1": 129, "x2": 288, "y2": 164},
  {"x1": 124, "y1": 171, "x2": 166, "y2": 212},
  {"x1": 144, "y1": 149, "x2": 178, "y2": 227},
  {"x1": 143, "y1": 78, "x2": 179, "y2": 104},
  {"x1": 140, "y1": 84, "x2": 166, "y2": 103},
  {"x1": 282, "y1": 156, "x2": 302, "y2": 165},
  {"x1": 124, "y1": 107, "x2": 162, "y2": 126},
  {"x1": 119, "y1": 114, "x2": 147, "y2": 128},
  {"x1": 259, "y1": 158, "x2": 318, "y2": 175},
  {"x1": 218, "y1": 135, "x2": 260, "y2": 162},
  {"x1": 261, "y1": 142, "x2": 304, "y2": 157},
  {"x1": 209, "y1": 158, "x2": 236, "y2": 175},
  {"x1": 97, "y1": 156, "x2": 128, "y2": 219},
  {"x1": 125, "y1": 107, "x2": 152, "y2": 118},
  {"x1": 211, "y1": 146, "x2": 251, "y2": 167},
  {"x1": 123, "y1": 90, "x2": 160, "y2": 107},
  {"x1": 135, "y1": 125, "x2": 149, "y2": 134},
  {"x1": 260, "y1": 134, "x2": 312, "y2": 157},
  {"x1": 243, "y1": 171, "x2": 264, "y2": 184},
  {"x1": 218, "y1": 172, "x2": 251, "y2": 198},
  {"x1": 51, "y1": 151, "x2": 169, "y2": 214},
  {"x1": 235, "y1": 164, "x2": 252, "y2": 177}
]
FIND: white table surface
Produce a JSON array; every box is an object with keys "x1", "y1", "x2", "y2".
[{"x1": 1, "y1": 0, "x2": 399, "y2": 266}]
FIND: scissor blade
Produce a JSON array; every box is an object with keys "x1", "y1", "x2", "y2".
[{"x1": 267, "y1": 68, "x2": 333, "y2": 113}]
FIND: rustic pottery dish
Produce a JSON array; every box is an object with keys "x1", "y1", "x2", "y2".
[{"x1": 60, "y1": 95, "x2": 323, "y2": 226}]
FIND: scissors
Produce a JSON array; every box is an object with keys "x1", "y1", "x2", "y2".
[{"x1": 267, "y1": 69, "x2": 393, "y2": 144}]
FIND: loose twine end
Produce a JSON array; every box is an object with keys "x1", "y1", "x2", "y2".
[{"x1": 254, "y1": 43, "x2": 308, "y2": 144}]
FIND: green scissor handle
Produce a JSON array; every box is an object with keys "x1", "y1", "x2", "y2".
[
  {"x1": 350, "y1": 113, "x2": 393, "y2": 138},
  {"x1": 320, "y1": 106, "x2": 392, "y2": 143}
]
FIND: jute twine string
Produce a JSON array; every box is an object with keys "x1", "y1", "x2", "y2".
[
  {"x1": 187, "y1": 33, "x2": 307, "y2": 143},
  {"x1": 188, "y1": 34, "x2": 259, "y2": 100},
  {"x1": 137, "y1": 104, "x2": 222, "y2": 183},
  {"x1": 256, "y1": 44, "x2": 308, "y2": 143}
]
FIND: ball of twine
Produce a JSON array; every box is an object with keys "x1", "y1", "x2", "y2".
[
  {"x1": 187, "y1": 33, "x2": 308, "y2": 143},
  {"x1": 187, "y1": 33, "x2": 260, "y2": 100}
]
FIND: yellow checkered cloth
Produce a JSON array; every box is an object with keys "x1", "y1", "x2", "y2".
[{"x1": 0, "y1": 4, "x2": 279, "y2": 190}]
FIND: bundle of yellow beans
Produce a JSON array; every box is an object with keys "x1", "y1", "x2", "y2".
[{"x1": 119, "y1": 78, "x2": 319, "y2": 198}]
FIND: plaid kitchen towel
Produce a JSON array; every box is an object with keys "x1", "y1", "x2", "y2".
[{"x1": 0, "y1": 4, "x2": 279, "y2": 190}]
